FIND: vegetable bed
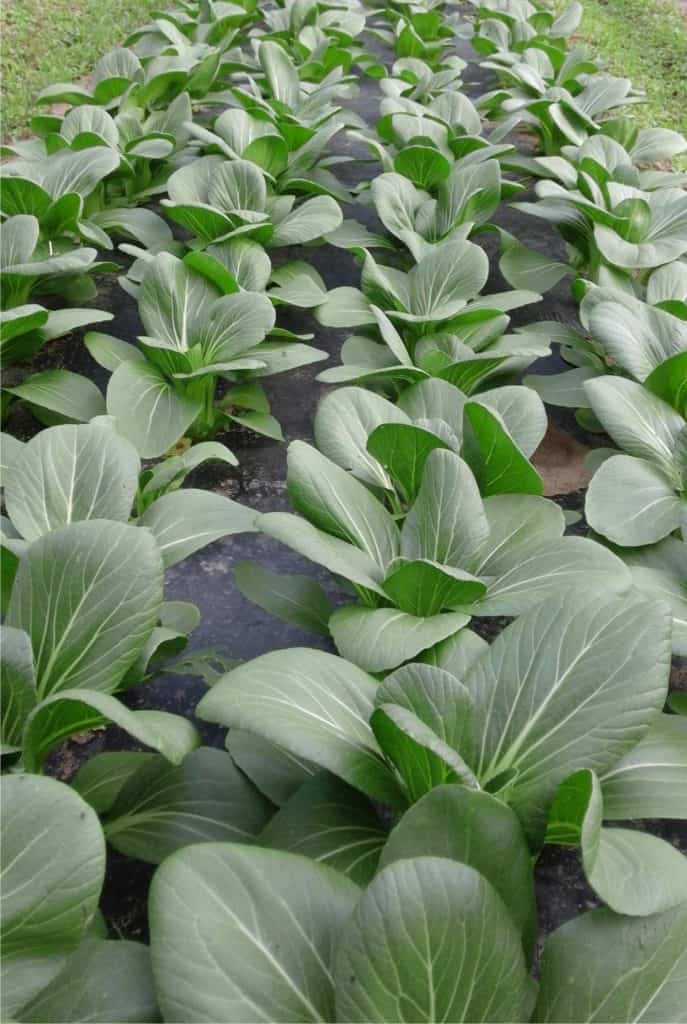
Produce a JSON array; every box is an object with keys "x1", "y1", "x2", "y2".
[{"x1": 1, "y1": 1, "x2": 686, "y2": 1021}]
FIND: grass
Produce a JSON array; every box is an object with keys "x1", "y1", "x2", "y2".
[
  {"x1": 547, "y1": 0, "x2": 687, "y2": 141},
  {"x1": 1, "y1": 0, "x2": 161, "y2": 140}
]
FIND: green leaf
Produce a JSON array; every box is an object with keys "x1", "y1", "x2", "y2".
[
  {"x1": 226, "y1": 730, "x2": 316, "y2": 807},
  {"x1": 367, "y1": 423, "x2": 450, "y2": 502},
  {"x1": 198, "y1": 648, "x2": 404, "y2": 808},
  {"x1": 464, "y1": 591, "x2": 672, "y2": 847},
  {"x1": 71, "y1": 751, "x2": 156, "y2": 815},
  {"x1": 585, "y1": 376, "x2": 684, "y2": 480},
  {"x1": 475, "y1": 534, "x2": 631, "y2": 617},
  {"x1": 16, "y1": 939, "x2": 158, "y2": 1024},
  {"x1": 645, "y1": 352, "x2": 687, "y2": 415},
  {"x1": 271, "y1": 195, "x2": 343, "y2": 246},
  {"x1": 138, "y1": 251, "x2": 218, "y2": 352},
  {"x1": 586, "y1": 454, "x2": 683, "y2": 546},
  {"x1": 259, "y1": 40, "x2": 300, "y2": 109},
  {"x1": 407, "y1": 238, "x2": 489, "y2": 321},
  {"x1": 286, "y1": 441, "x2": 399, "y2": 570},
  {"x1": 314, "y1": 386, "x2": 408, "y2": 490},
  {"x1": 372, "y1": 703, "x2": 478, "y2": 800},
  {"x1": 106, "y1": 359, "x2": 201, "y2": 458},
  {"x1": 547, "y1": 769, "x2": 687, "y2": 915},
  {"x1": 3, "y1": 423, "x2": 140, "y2": 541},
  {"x1": 601, "y1": 714, "x2": 687, "y2": 820},
  {"x1": 84, "y1": 331, "x2": 145, "y2": 371},
  {"x1": 464, "y1": 401, "x2": 543, "y2": 496},
  {"x1": 260, "y1": 772, "x2": 386, "y2": 886},
  {"x1": 103, "y1": 747, "x2": 272, "y2": 864},
  {"x1": 1, "y1": 775, "x2": 104, "y2": 959},
  {"x1": 329, "y1": 605, "x2": 470, "y2": 673},
  {"x1": 394, "y1": 144, "x2": 452, "y2": 190},
  {"x1": 334, "y1": 857, "x2": 533, "y2": 1023},
  {"x1": 315, "y1": 286, "x2": 373, "y2": 328},
  {"x1": 150, "y1": 844, "x2": 359, "y2": 1023},
  {"x1": 6, "y1": 520, "x2": 163, "y2": 698},
  {"x1": 6, "y1": 370, "x2": 105, "y2": 423},
  {"x1": 534, "y1": 903, "x2": 687, "y2": 1023},
  {"x1": 259, "y1": 512, "x2": 387, "y2": 595},
  {"x1": 380, "y1": 786, "x2": 537, "y2": 962},
  {"x1": 619, "y1": 535, "x2": 687, "y2": 655},
  {"x1": 138, "y1": 489, "x2": 257, "y2": 568},
  {"x1": 525, "y1": 367, "x2": 598, "y2": 409},
  {"x1": 235, "y1": 561, "x2": 332, "y2": 635},
  {"x1": 22, "y1": 688, "x2": 199, "y2": 773},
  {"x1": 401, "y1": 449, "x2": 489, "y2": 567},
  {"x1": 383, "y1": 559, "x2": 486, "y2": 616},
  {"x1": 0, "y1": 626, "x2": 36, "y2": 753}
]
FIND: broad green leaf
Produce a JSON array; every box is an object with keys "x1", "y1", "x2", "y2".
[
  {"x1": 367, "y1": 423, "x2": 451, "y2": 502},
  {"x1": 394, "y1": 144, "x2": 451, "y2": 190},
  {"x1": 467, "y1": 494, "x2": 565, "y2": 578},
  {"x1": 315, "y1": 286, "x2": 373, "y2": 328},
  {"x1": 334, "y1": 857, "x2": 532, "y2": 1023},
  {"x1": 314, "y1": 386, "x2": 408, "y2": 490},
  {"x1": 138, "y1": 489, "x2": 257, "y2": 568},
  {"x1": 84, "y1": 331, "x2": 145, "y2": 371},
  {"x1": 407, "y1": 239, "x2": 489, "y2": 321},
  {"x1": 227, "y1": 730, "x2": 316, "y2": 807},
  {"x1": 475, "y1": 535, "x2": 632, "y2": 617},
  {"x1": 380, "y1": 786, "x2": 537, "y2": 961},
  {"x1": 534, "y1": 903, "x2": 687, "y2": 1023},
  {"x1": 4, "y1": 424, "x2": 140, "y2": 541},
  {"x1": 398, "y1": 377, "x2": 467, "y2": 438},
  {"x1": 260, "y1": 772, "x2": 386, "y2": 886},
  {"x1": 645, "y1": 352, "x2": 687, "y2": 415},
  {"x1": 476, "y1": 385, "x2": 548, "y2": 458},
  {"x1": 234, "y1": 561, "x2": 332, "y2": 636},
  {"x1": 1, "y1": 775, "x2": 104, "y2": 959},
  {"x1": 15, "y1": 939, "x2": 158, "y2": 1024},
  {"x1": 464, "y1": 591, "x2": 672, "y2": 847},
  {"x1": 464, "y1": 402, "x2": 543, "y2": 496},
  {"x1": 601, "y1": 714, "x2": 687, "y2": 820},
  {"x1": 401, "y1": 449, "x2": 489, "y2": 567},
  {"x1": 71, "y1": 751, "x2": 156, "y2": 815},
  {"x1": 259, "y1": 512, "x2": 387, "y2": 595},
  {"x1": 6, "y1": 520, "x2": 163, "y2": 698},
  {"x1": 377, "y1": 662, "x2": 474, "y2": 754},
  {"x1": 329, "y1": 605, "x2": 470, "y2": 673},
  {"x1": 0, "y1": 626, "x2": 36, "y2": 753},
  {"x1": 103, "y1": 747, "x2": 272, "y2": 864},
  {"x1": 6, "y1": 370, "x2": 105, "y2": 423},
  {"x1": 138, "y1": 252, "x2": 217, "y2": 352},
  {"x1": 271, "y1": 195, "x2": 342, "y2": 247},
  {"x1": 525, "y1": 367, "x2": 599, "y2": 408},
  {"x1": 383, "y1": 559, "x2": 486, "y2": 616},
  {"x1": 22, "y1": 689, "x2": 199, "y2": 772},
  {"x1": 547, "y1": 769, "x2": 687, "y2": 915},
  {"x1": 107, "y1": 359, "x2": 201, "y2": 458},
  {"x1": 259, "y1": 40, "x2": 300, "y2": 109},
  {"x1": 286, "y1": 441, "x2": 399, "y2": 570},
  {"x1": 620, "y1": 535, "x2": 687, "y2": 655},
  {"x1": 150, "y1": 844, "x2": 359, "y2": 1023},
  {"x1": 372, "y1": 703, "x2": 478, "y2": 800},
  {"x1": 198, "y1": 648, "x2": 404, "y2": 808},
  {"x1": 585, "y1": 454, "x2": 683, "y2": 546},
  {"x1": 423, "y1": 627, "x2": 488, "y2": 678},
  {"x1": 585, "y1": 376, "x2": 684, "y2": 480}
]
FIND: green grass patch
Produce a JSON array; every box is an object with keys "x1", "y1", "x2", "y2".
[
  {"x1": 548, "y1": 0, "x2": 687, "y2": 140},
  {"x1": 1, "y1": 0, "x2": 160, "y2": 140}
]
